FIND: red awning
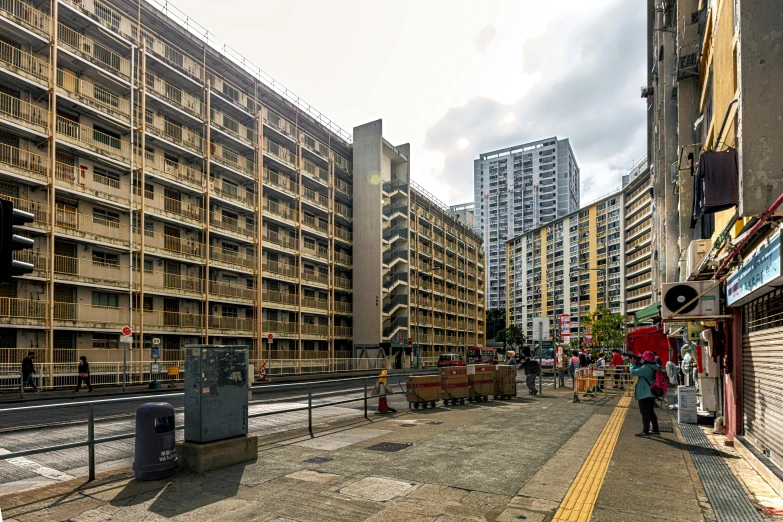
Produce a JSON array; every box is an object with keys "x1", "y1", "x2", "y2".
[{"x1": 627, "y1": 326, "x2": 676, "y2": 366}]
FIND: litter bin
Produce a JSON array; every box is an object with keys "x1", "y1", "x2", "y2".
[{"x1": 133, "y1": 402, "x2": 177, "y2": 480}]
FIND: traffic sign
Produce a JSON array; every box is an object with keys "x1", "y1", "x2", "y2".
[
  {"x1": 152, "y1": 337, "x2": 161, "y2": 345},
  {"x1": 151, "y1": 347, "x2": 161, "y2": 359},
  {"x1": 122, "y1": 326, "x2": 132, "y2": 336},
  {"x1": 267, "y1": 333, "x2": 273, "y2": 345},
  {"x1": 120, "y1": 335, "x2": 133, "y2": 344}
]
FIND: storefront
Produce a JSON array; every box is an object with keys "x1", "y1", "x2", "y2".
[{"x1": 725, "y1": 226, "x2": 783, "y2": 465}]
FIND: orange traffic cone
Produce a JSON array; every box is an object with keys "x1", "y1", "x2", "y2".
[{"x1": 372, "y1": 370, "x2": 397, "y2": 415}]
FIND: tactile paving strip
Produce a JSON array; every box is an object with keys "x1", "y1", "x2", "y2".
[{"x1": 679, "y1": 424, "x2": 762, "y2": 522}]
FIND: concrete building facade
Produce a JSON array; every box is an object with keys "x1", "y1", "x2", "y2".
[
  {"x1": 475, "y1": 138, "x2": 579, "y2": 311},
  {"x1": 0, "y1": 0, "x2": 484, "y2": 369},
  {"x1": 353, "y1": 121, "x2": 486, "y2": 355},
  {"x1": 505, "y1": 162, "x2": 650, "y2": 344}
]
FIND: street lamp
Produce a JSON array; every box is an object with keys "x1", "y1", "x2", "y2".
[{"x1": 569, "y1": 265, "x2": 608, "y2": 350}]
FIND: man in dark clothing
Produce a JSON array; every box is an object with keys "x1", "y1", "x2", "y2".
[
  {"x1": 22, "y1": 352, "x2": 39, "y2": 392},
  {"x1": 520, "y1": 357, "x2": 540, "y2": 396}
]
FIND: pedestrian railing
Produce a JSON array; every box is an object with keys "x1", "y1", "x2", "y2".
[
  {"x1": 573, "y1": 366, "x2": 634, "y2": 401},
  {"x1": 0, "y1": 371, "x2": 23, "y2": 398},
  {"x1": 0, "y1": 370, "x2": 432, "y2": 482},
  {"x1": 0, "y1": 358, "x2": 399, "y2": 392}
]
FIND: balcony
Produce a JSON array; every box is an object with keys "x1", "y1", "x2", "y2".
[
  {"x1": 211, "y1": 107, "x2": 255, "y2": 149},
  {"x1": 334, "y1": 326, "x2": 352, "y2": 339},
  {"x1": 301, "y1": 131, "x2": 330, "y2": 161},
  {"x1": 263, "y1": 260, "x2": 297, "y2": 281},
  {"x1": 144, "y1": 110, "x2": 203, "y2": 156},
  {"x1": 58, "y1": 23, "x2": 131, "y2": 81},
  {"x1": 263, "y1": 168, "x2": 298, "y2": 198},
  {"x1": 302, "y1": 187, "x2": 329, "y2": 211},
  {"x1": 334, "y1": 226, "x2": 352, "y2": 243},
  {"x1": 212, "y1": 143, "x2": 255, "y2": 179},
  {"x1": 333, "y1": 152, "x2": 351, "y2": 175},
  {"x1": 145, "y1": 193, "x2": 203, "y2": 227},
  {"x1": 58, "y1": 69, "x2": 130, "y2": 123},
  {"x1": 263, "y1": 289, "x2": 297, "y2": 308},
  {"x1": 335, "y1": 202, "x2": 352, "y2": 221},
  {"x1": 0, "y1": 40, "x2": 48, "y2": 87},
  {"x1": 263, "y1": 228, "x2": 297, "y2": 252},
  {"x1": 0, "y1": 142, "x2": 48, "y2": 184},
  {"x1": 334, "y1": 251, "x2": 352, "y2": 267},
  {"x1": 334, "y1": 178, "x2": 352, "y2": 198},
  {"x1": 335, "y1": 275, "x2": 352, "y2": 291},
  {"x1": 146, "y1": 272, "x2": 203, "y2": 298},
  {"x1": 301, "y1": 296, "x2": 329, "y2": 312},
  {"x1": 264, "y1": 320, "x2": 298, "y2": 336},
  {"x1": 145, "y1": 71, "x2": 203, "y2": 120},
  {"x1": 207, "y1": 315, "x2": 254, "y2": 335},
  {"x1": 57, "y1": 115, "x2": 131, "y2": 165},
  {"x1": 212, "y1": 180, "x2": 255, "y2": 210},
  {"x1": 209, "y1": 212, "x2": 254, "y2": 241},
  {"x1": 209, "y1": 280, "x2": 255, "y2": 303},
  {"x1": 55, "y1": 208, "x2": 132, "y2": 247},
  {"x1": 263, "y1": 108, "x2": 297, "y2": 141},
  {"x1": 0, "y1": 92, "x2": 47, "y2": 136},
  {"x1": 301, "y1": 324, "x2": 329, "y2": 338},
  {"x1": 302, "y1": 241, "x2": 329, "y2": 261},
  {"x1": 302, "y1": 159, "x2": 328, "y2": 185},
  {"x1": 0, "y1": 0, "x2": 49, "y2": 38},
  {"x1": 302, "y1": 269, "x2": 329, "y2": 287},
  {"x1": 334, "y1": 301, "x2": 352, "y2": 314},
  {"x1": 263, "y1": 198, "x2": 298, "y2": 225},
  {"x1": 264, "y1": 137, "x2": 297, "y2": 170},
  {"x1": 144, "y1": 231, "x2": 204, "y2": 261},
  {"x1": 137, "y1": 149, "x2": 203, "y2": 191},
  {"x1": 302, "y1": 214, "x2": 329, "y2": 235}
]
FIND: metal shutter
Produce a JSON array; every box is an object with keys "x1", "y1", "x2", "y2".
[{"x1": 743, "y1": 325, "x2": 783, "y2": 468}]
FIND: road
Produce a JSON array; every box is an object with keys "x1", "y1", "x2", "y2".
[
  {"x1": 0, "y1": 372, "x2": 559, "y2": 495},
  {"x1": 0, "y1": 374, "x2": 418, "y2": 494}
]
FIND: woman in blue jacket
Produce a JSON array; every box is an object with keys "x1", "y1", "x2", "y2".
[{"x1": 630, "y1": 351, "x2": 660, "y2": 437}]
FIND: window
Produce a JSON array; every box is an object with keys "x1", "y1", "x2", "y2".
[
  {"x1": 222, "y1": 83, "x2": 239, "y2": 102},
  {"x1": 93, "y1": 126, "x2": 121, "y2": 150},
  {"x1": 92, "y1": 251, "x2": 119, "y2": 267},
  {"x1": 92, "y1": 334, "x2": 119, "y2": 349},
  {"x1": 133, "y1": 177, "x2": 154, "y2": 199},
  {"x1": 144, "y1": 259, "x2": 153, "y2": 272},
  {"x1": 92, "y1": 291, "x2": 119, "y2": 308},
  {"x1": 93, "y1": 208, "x2": 120, "y2": 228},
  {"x1": 93, "y1": 166, "x2": 120, "y2": 189},
  {"x1": 222, "y1": 306, "x2": 238, "y2": 318}
]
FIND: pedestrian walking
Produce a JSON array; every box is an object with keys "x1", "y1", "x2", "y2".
[
  {"x1": 578, "y1": 351, "x2": 587, "y2": 369},
  {"x1": 520, "y1": 356, "x2": 540, "y2": 396},
  {"x1": 568, "y1": 351, "x2": 580, "y2": 387},
  {"x1": 21, "y1": 351, "x2": 39, "y2": 393},
  {"x1": 506, "y1": 351, "x2": 517, "y2": 366},
  {"x1": 73, "y1": 356, "x2": 93, "y2": 393},
  {"x1": 610, "y1": 348, "x2": 624, "y2": 367},
  {"x1": 630, "y1": 351, "x2": 661, "y2": 437},
  {"x1": 555, "y1": 345, "x2": 566, "y2": 387},
  {"x1": 595, "y1": 353, "x2": 606, "y2": 392}
]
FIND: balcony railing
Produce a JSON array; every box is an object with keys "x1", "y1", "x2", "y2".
[
  {"x1": 334, "y1": 301, "x2": 352, "y2": 314},
  {"x1": 0, "y1": 40, "x2": 49, "y2": 84},
  {"x1": 334, "y1": 251, "x2": 352, "y2": 266},
  {"x1": 263, "y1": 198, "x2": 298, "y2": 223},
  {"x1": 301, "y1": 324, "x2": 329, "y2": 337},
  {"x1": 145, "y1": 193, "x2": 203, "y2": 225},
  {"x1": 55, "y1": 208, "x2": 132, "y2": 247},
  {"x1": 57, "y1": 115, "x2": 130, "y2": 164},
  {"x1": 303, "y1": 187, "x2": 329, "y2": 210},
  {"x1": 144, "y1": 70, "x2": 203, "y2": 119},
  {"x1": 301, "y1": 296, "x2": 328, "y2": 311},
  {"x1": 210, "y1": 212, "x2": 254, "y2": 239},
  {"x1": 212, "y1": 142, "x2": 255, "y2": 178},
  {"x1": 263, "y1": 289, "x2": 297, "y2": 307},
  {"x1": 263, "y1": 108, "x2": 297, "y2": 140},
  {"x1": 0, "y1": 0, "x2": 49, "y2": 37},
  {"x1": 263, "y1": 168, "x2": 297, "y2": 196},
  {"x1": 58, "y1": 23, "x2": 131, "y2": 80},
  {"x1": 143, "y1": 110, "x2": 203, "y2": 155},
  {"x1": 264, "y1": 320, "x2": 298, "y2": 335},
  {"x1": 58, "y1": 69, "x2": 130, "y2": 121},
  {"x1": 212, "y1": 179, "x2": 254, "y2": 208},
  {"x1": 263, "y1": 228, "x2": 298, "y2": 251},
  {"x1": 136, "y1": 148, "x2": 204, "y2": 191},
  {"x1": 302, "y1": 270, "x2": 329, "y2": 286},
  {"x1": 264, "y1": 138, "x2": 297, "y2": 169},
  {"x1": 263, "y1": 260, "x2": 297, "y2": 280},
  {"x1": 0, "y1": 143, "x2": 48, "y2": 183},
  {"x1": 0, "y1": 92, "x2": 48, "y2": 135},
  {"x1": 302, "y1": 159, "x2": 328, "y2": 184},
  {"x1": 211, "y1": 245, "x2": 254, "y2": 271},
  {"x1": 334, "y1": 226, "x2": 352, "y2": 242},
  {"x1": 211, "y1": 107, "x2": 255, "y2": 148},
  {"x1": 302, "y1": 214, "x2": 328, "y2": 234},
  {"x1": 209, "y1": 280, "x2": 254, "y2": 301}
]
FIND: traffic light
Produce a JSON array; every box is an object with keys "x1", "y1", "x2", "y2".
[{"x1": 0, "y1": 199, "x2": 35, "y2": 284}]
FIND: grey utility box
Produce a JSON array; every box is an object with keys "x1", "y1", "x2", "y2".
[
  {"x1": 133, "y1": 402, "x2": 177, "y2": 480},
  {"x1": 184, "y1": 345, "x2": 249, "y2": 443}
]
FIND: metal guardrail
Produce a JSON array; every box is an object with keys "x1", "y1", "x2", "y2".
[
  {"x1": 0, "y1": 370, "x2": 432, "y2": 481},
  {"x1": 0, "y1": 372, "x2": 23, "y2": 399}
]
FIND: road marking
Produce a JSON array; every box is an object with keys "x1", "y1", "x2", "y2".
[
  {"x1": 0, "y1": 448, "x2": 75, "y2": 482},
  {"x1": 551, "y1": 395, "x2": 631, "y2": 522}
]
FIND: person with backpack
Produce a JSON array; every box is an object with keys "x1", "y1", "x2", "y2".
[
  {"x1": 630, "y1": 351, "x2": 664, "y2": 437},
  {"x1": 568, "y1": 351, "x2": 581, "y2": 388},
  {"x1": 520, "y1": 356, "x2": 540, "y2": 396}
]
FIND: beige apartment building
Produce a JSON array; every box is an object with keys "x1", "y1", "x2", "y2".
[
  {"x1": 505, "y1": 162, "x2": 651, "y2": 343},
  {"x1": 0, "y1": 0, "x2": 484, "y2": 367}
]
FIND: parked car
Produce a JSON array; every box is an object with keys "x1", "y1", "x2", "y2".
[{"x1": 437, "y1": 353, "x2": 466, "y2": 368}]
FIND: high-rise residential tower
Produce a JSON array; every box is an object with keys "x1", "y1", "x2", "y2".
[{"x1": 474, "y1": 138, "x2": 579, "y2": 309}]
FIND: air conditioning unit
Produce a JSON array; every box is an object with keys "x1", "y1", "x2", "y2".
[
  {"x1": 686, "y1": 239, "x2": 711, "y2": 278},
  {"x1": 661, "y1": 281, "x2": 720, "y2": 318}
]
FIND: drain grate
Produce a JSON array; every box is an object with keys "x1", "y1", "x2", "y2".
[
  {"x1": 679, "y1": 423, "x2": 763, "y2": 521},
  {"x1": 400, "y1": 424, "x2": 417, "y2": 427},
  {"x1": 427, "y1": 421, "x2": 443, "y2": 425},
  {"x1": 367, "y1": 442, "x2": 411, "y2": 452},
  {"x1": 304, "y1": 457, "x2": 333, "y2": 464},
  {"x1": 659, "y1": 426, "x2": 674, "y2": 433}
]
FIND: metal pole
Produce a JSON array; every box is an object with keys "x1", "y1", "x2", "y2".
[
  {"x1": 363, "y1": 378, "x2": 368, "y2": 419},
  {"x1": 87, "y1": 404, "x2": 95, "y2": 481},
  {"x1": 122, "y1": 343, "x2": 126, "y2": 392},
  {"x1": 19, "y1": 371, "x2": 23, "y2": 399},
  {"x1": 307, "y1": 384, "x2": 313, "y2": 438},
  {"x1": 538, "y1": 322, "x2": 543, "y2": 395}
]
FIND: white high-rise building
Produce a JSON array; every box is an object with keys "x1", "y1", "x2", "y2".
[{"x1": 474, "y1": 138, "x2": 580, "y2": 309}]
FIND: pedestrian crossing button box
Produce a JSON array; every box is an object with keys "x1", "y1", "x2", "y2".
[{"x1": 184, "y1": 345, "x2": 248, "y2": 443}]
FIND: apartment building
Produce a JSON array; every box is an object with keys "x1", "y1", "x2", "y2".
[
  {"x1": 353, "y1": 121, "x2": 486, "y2": 355},
  {"x1": 506, "y1": 161, "x2": 650, "y2": 343},
  {"x1": 474, "y1": 138, "x2": 579, "y2": 310},
  {"x1": 0, "y1": 0, "x2": 486, "y2": 367},
  {"x1": 448, "y1": 202, "x2": 475, "y2": 230}
]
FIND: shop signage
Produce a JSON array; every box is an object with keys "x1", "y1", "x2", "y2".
[
  {"x1": 726, "y1": 228, "x2": 783, "y2": 307},
  {"x1": 560, "y1": 314, "x2": 571, "y2": 343}
]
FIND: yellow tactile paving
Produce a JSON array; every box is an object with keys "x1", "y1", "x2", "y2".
[{"x1": 552, "y1": 395, "x2": 632, "y2": 522}]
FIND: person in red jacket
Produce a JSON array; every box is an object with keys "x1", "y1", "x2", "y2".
[{"x1": 610, "y1": 349, "x2": 626, "y2": 389}]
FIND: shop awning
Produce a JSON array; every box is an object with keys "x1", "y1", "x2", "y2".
[{"x1": 632, "y1": 301, "x2": 661, "y2": 325}]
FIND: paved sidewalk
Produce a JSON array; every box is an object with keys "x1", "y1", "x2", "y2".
[{"x1": 0, "y1": 385, "x2": 775, "y2": 521}]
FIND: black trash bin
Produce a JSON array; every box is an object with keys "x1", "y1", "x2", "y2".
[{"x1": 133, "y1": 402, "x2": 177, "y2": 480}]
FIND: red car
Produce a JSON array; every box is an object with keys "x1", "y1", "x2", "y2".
[{"x1": 437, "y1": 354, "x2": 466, "y2": 368}]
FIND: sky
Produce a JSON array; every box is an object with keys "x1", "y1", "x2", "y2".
[{"x1": 160, "y1": 0, "x2": 647, "y2": 206}]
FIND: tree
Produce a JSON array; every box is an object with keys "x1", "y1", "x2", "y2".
[
  {"x1": 496, "y1": 324, "x2": 526, "y2": 352},
  {"x1": 487, "y1": 308, "x2": 506, "y2": 340},
  {"x1": 587, "y1": 306, "x2": 627, "y2": 351}
]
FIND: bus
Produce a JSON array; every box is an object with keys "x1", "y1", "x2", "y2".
[
  {"x1": 466, "y1": 346, "x2": 498, "y2": 364},
  {"x1": 534, "y1": 342, "x2": 556, "y2": 369}
]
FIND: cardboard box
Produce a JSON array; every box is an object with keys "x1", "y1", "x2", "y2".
[
  {"x1": 677, "y1": 386, "x2": 698, "y2": 424},
  {"x1": 439, "y1": 367, "x2": 469, "y2": 399},
  {"x1": 406, "y1": 375, "x2": 441, "y2": 403},
  {"x1": 494, "y1": 365, "x2": 517, "y2": 397},
  {"x1": 468, "y1": 364, "x2": 495, "y2": 397}
]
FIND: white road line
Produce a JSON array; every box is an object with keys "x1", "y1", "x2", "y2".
[{"x1": 0, "y1": 448, "x2": 75, "y2": 481}]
